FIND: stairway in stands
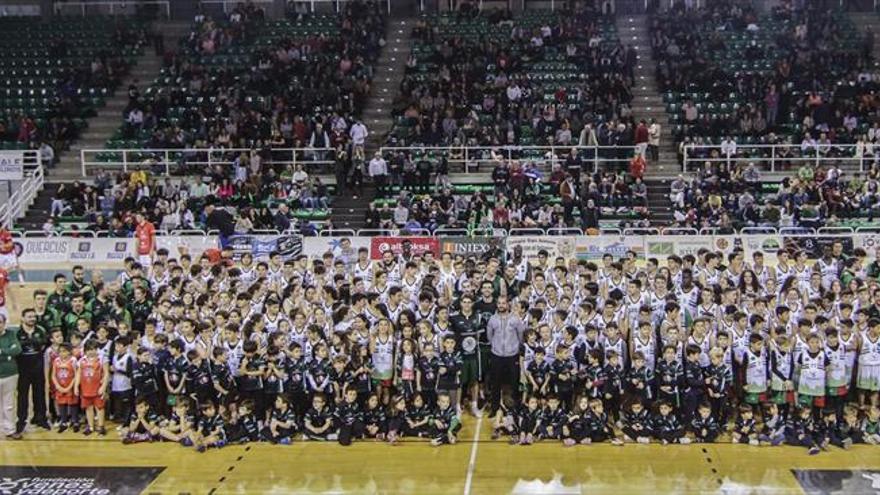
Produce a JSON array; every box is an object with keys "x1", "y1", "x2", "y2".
[
  {"x1": 849, "y1": 11, "x2": 880, "y2": 59},
  {"x1": 332, "y1": 17, "x2": 417, "y2": 231},
  {"x1": 617, "y1": 15, "x2": 679, "y2": 177},
  {"x1": 15, "y1": 21, "x2": 187, "y2": 231}
]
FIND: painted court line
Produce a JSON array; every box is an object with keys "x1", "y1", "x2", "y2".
[{"x1": 463, "y1": 414, "x2": 484, "y2": 495}]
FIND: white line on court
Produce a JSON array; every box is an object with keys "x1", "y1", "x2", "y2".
[{"x1": 463, "y1": 414, "x2": 484, "y2": 495}]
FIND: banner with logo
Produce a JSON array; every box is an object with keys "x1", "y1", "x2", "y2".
[
  {"x1": 742, "y1": 234, "x2": 783, "y2": 265},
  {"x1": 575, "y1": 235, "x2": 645, "y2": 261},
  {"x1": 370, "y1": 236, "x2": 440, "y2": 260},
  {"x1": 228, "y1": 234, "x2": 303, "y2": 260},
  {"x1": 0, "y1": 151, "x2": 25, "y2": 180},
  {"x1": 505, "y1": 236, "x2": 578, "y2": 261},
  {"x1": 302, "y1": 237, "x2": 371, "y2": 267},
  {"x1": 644, "y1": 235, "x2": 714, "y2": 261},
  {"x1": 0, "y1": 466, "x2": 164, "y2": 494},
  {"x1": 781, "y1": 236, "x2": 852, "y2": 259},
  {"x1": 15, "y1": 238, "x2": 136, "y2": 268},
  {"x1": 155, "y1": 236, "x2": 218, "y2": 261},
  {"x1": 440, "y1": 236, "x2": 504, "y2": 259}
]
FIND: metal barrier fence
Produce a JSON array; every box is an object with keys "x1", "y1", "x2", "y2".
[
  {"x1": 0, "y1": 151, "x2": 43, "y2": 230},
  {"x1": 682, "y1": 143, "x2": 877, "y2": 173},
  {"x1": 53, "y1": 0, "x2": 171, "y2": 17},
  {"x1": 378, "y1": 145, "x2": 640, "y2": 174},
  {"x1": 80, "y1": 147, "x2": 337, "y2": 177}
]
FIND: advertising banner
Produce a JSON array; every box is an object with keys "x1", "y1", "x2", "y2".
[
  {"x1": 0, "y1": 151, "x2": 24, "y2": 180},
  {"x1": 644, "y1": 235, "x2": 713, "y2": 261},
  {"x1": 505, "y1": 236, "x2": 577, "y2": 261},
  {"x1": 782, "y1": 236, "x2": 852, "y2": 259},
  {"x1": 15, "y1": 238, "x2": 135, "y2": 268},
  {"x1": 228, "y1": 234, "x2": 302, "y2": 260},
  {"x1": 302, "y1": 237, "x2": 371, "y2": 267},
  {"x1": 440, "y1": 236, "x2": 504, "y2": 259},
  {"x1": 370, "y1": 236, "x2": 440, "y2": 260},
  {"x1": 576, "y1": 235, "x2": 645, "y2": 261}
]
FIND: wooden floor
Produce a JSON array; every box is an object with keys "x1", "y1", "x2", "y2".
[{"x1": 2, "y1": 417, "x2": 878, "y2": 494}]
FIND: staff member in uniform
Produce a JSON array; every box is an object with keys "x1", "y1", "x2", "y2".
[
  {"x1": 0, "y1": 314, "x2": 22, "y2": 439},
  {"x1": 16, "y1": 308, "x2": 49, "y2": 434},
  {"x1": 486, "y1": 296, "x2": 526, "y2": 416}
]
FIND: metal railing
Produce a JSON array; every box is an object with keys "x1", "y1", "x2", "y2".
[
  {"x1": 0, "y1": 161, "x2": 44, "y2": 230},
  {"x1": 199, "y1": 0, "x2": 274, "y2": 13},
  {"x1": 53, "y1": 0, "x2": 171, "y2": 17},
  {"x1": 80, "y1": 147, "x2": 337, "y2": 177},
  {"x1": 682, "y1": 143, "x2": 878, "y2": 173},
  {"x1": 378, "y1": 145, "x2": 641, "y2": 174}
]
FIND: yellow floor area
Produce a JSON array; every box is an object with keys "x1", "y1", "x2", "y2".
[{"x1": 2, "y1": 418, "x2": 878, "y2": 494}]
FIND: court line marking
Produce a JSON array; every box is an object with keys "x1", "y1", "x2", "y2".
[{"x1": 463, "y1": 414, "x2": 484, "y2": 495}]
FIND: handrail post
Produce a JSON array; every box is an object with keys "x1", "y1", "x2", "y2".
[
  {"x1": 770, "y1": 145, "x2": 775, "y2": 173},
  {"x1": 164, "y1": 150, "x2": 170, "y2": 176},
  {"x1": 593, "y1": 145, "x2": 598, "y2": 173},
  {"x1": 123, "y1": 150, "x2": 128, "y2": 173},
  {"x1": 464, "y1": 146, "x2": 469, "y2": 174},
  {"x1": 80, "y1": 149, "x2": 86, "y2": 177},
  {"x1": 682, "y1": 145, "x2": 688, "y2": 172}
]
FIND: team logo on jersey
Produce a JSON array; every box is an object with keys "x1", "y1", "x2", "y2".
[
  {"x1": 462, "y1": 336, "x2": 478, "y2": 353},
  {"x1": 792, "y1": 469, "x2": 880, "y2": 494},
  {"x1": 0, "y1": 466, "x2": 164, "y2": 494}
]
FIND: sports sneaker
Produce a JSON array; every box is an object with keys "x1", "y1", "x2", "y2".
[
  {"x1": 278, "y1": 438, "x2": 292, "y2": 445},
  {"x1": 637, "y1": 437, "x2": 650, "y2": 444},
  {"x1": 83, "y1": 427, "x2": 92, "y2": 436},
  {"x1": 809, "y1": 446, "x2": 820, "y2": 455},
  {"x1": 57, "y1": 423, "x2": 68, "y2": 434},
  {"x1": 770, "y1": 435, "x2": 784, "y2": 447},
  {"x1": 611, "y1": 438, "x2": 624, "y2": 446},
  {"x1": 580, "y1": 438, "x2": 592, "y2": 445},
  {"x1": 563, "y1": 438, "x2": 576, "y2": 447},
  {"x1": 842, "y1": 438, "x2": 852, "y2": 450},
  {"x1": 430, "y1": 438, "x2": 443, "y2": 447},
  {"x1": 197, "y1": 445, "x2": 206, "y2": 453},
  {"x1": 97, "y1": 427, "x2": 107, "y2": 436},
  {"x1": 122, "y1": 436, "x2": 134, "y2": 445},
  {"x1": 680, "y1": 437, "x2": 692, "y2": 445},
  {"x1": 748, "y1": 439, "x2": 759, "y2": 446},
  {"x1": 470, "y1": 403, "x2": 482, "y2": 418}
]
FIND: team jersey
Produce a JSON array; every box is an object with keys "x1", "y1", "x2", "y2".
[{"x1": 78, "y1": 356, "x2": 104, "y2": 397}]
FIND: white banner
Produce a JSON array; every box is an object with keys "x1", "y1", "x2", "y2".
[
  {"x1": 15, "y1": 238, "x2": 135, "y2": 268},
  {"x1": 644, "y1": 235, "x2": 714, "y2": 261},
  {"x1": 0, "y1": 151, "x2": 24, "y2": 180}
]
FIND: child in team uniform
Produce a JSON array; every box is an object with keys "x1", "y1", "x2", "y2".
[
  {"x1": 742, "y1": 334, "x2": 769, "y2": 412},
  {"x1": 133, "y1": 347, "x2": 160, "y2": 414},
  {"x1": 157, "y1": 398, "x2": 195, "y2": 445},
  {"x1": 227, "y1": 399, "x2": 262, "y2": 444},
  {"x1": 585, "y1": 398, "x2": 622, "y2": 445},
  {"x1": 416, "y1": 344, "x2": 439, "y2": 407},
  {"x1": 602, "y1": 351, "x2": 625, "y2": 421},
  {"x1": 689, "y1": 403, "x2": 720, "y2": 443},
  {"x1": 818, "y1": 408, "x2": 852, "y2": 450},
  {"x1": 704, "y1": 348, "x2": 732, "y2": 425},
  {"x1": 761, "y1": 403, "x2": 787, "y2": 446},
  {"x1": 785, "y1": 406, "x2": 822, "y2": 455},
  {"x1": 769, "y1": 335, "x2": 795, "y2": 420},
  {"x1": 122, "y1": 399, "x2": 160, "y2": 444},
  {"x1": 824, "y1": 329, "x2": 849, "y2": 418},
  {"x1": 303, "y1": 394, "x2": 337, "y2": 441},
  {"x1": 51, "y1": 343, "x2": 79, "y2": 432},
  {"x1": 656, "y1": 345, "x2": 682, "y2": 408},
  {"x1": 651, "y1": 401, "x2": 689, "y2": 445},
  {"x1": 626, "y1": 352, "x2": 653, "y2": 405},
  {"x1": 731, "y1": 405, "x2": 760, "y2": 446},
  {"x1": 405, "y1": 393, "x2": 432, "y2": 438},
  {"x1": 76, "y1": 340, "x2": 108, "y2": 436},
  {"x1": 263, "y1": 396, "x2": 297, "y2": 444},
  {"x1": 437, "y1": 337, "x2": 462, "y2": 411},
  {"x1": 857, "y1": 319, "x2": 880, "y2": 408},
  {"x1": 363, "y1": 393, "x2": 388, "y2": 440},
  {"x1": 540, "y1": 395, "x2": 567, "y2": 441},
  {"x1": 622, "y1": 400, "x2": 653, "y2": 444},
  {"x1": 429, "y1": 393, "x2": 461, "y2": 446},
  {"x1": 513, "y1": 395, "x2": 542, "y2": 445},
  {"x1": 194, "y1": 402, "x2": 226, "y2": 452},
  {"x1": 862, "y1": 405, "x2": 880, "y2": 444},
  {"x1": 798, "y1": 334, "x2": 829, "y2": 415}
]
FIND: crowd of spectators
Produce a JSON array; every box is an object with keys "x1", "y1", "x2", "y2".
[
  {"x1": 653, "y1": 0, "x2": 877, "y2": 153},
  {"x1": 118, "y1": 1, "x2": 382, "y2": 159},
  {"x1": 363, "y1": 154, "x2": 650, "y2": 233},
  {"x1": 388, "y1": 3, "x2": 636, "y2": 151},
  {"x1": 46, "y1": 165, "x2": 332, "y2": 236}
]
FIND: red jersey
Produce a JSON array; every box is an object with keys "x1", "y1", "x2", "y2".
[
  {"x1": 53, "y1": 356, "x2": 77, "y2": 390},
  {"x1": 135, "y1": 221, "x2": 156, "y2": 255},
  {"x1": 0, "y1": 268, "x2": 7, "y2": 307},
  {"x1": 78, "y1": 356, "x2": 104, "y2": 397}
]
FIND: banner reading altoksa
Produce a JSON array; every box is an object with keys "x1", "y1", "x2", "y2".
[{"x1": 11, "y1": 233, "x2": 875, "y2": 270}]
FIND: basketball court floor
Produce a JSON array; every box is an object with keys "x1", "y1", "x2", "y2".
[{"x1": 1, "y1": 417, "x2": 878, "y2": 494}]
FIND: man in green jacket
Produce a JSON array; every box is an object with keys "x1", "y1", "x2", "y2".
[{"x1": 0, "y1": 314, "x2": 22, "y2": 439}]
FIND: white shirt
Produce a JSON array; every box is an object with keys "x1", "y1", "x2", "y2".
[
  {"x1": 350, "y1": 123, "x2": 368, "y2": 146},
  {"x1": 368, "y1": 157, "x2": 387, "y2": 177}
]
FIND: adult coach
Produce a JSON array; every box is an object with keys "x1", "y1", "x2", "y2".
[
  {"x1": 0, "y1": 314, "x2": 22, "y2": 439},
  {"x1": 134, "y1": 213, "x2": 156, "y2": 269},
  {"x1": 486, "y1": 296, "x2": 525, "y2": 416}
]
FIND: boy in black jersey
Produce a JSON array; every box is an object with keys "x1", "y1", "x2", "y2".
[
  {"x1": 152, "y1": 334, "x2": 171, "y2": 415},
  {"x1": 689, "y1": 403, "x2": 720, "y2": 443},
  {"x1": 185, "y1": 350, "x2": 213, "y2": 407},
  {"x1": 526, "y1": 348, "x2": 551, "y2": 398},
  {"x1": 656, "y1": 345, "x2": 683, "y2": 408},
  {"x1": 263, "y1": 346, "x2": 285, "y2": 414},
  {"x1": 626, "y1": 352, "x2": 653, "y2": 404},
  {"x1": 437, "y1": 337, "x2": 462, "y2": 410},
  {"x1": 514, "y1": 395, "x2": 542, "y2": 445},
  {"x1": 549, "y1": 347, "x2": 576, "y2": 408},
  {"x1": 329, "y1": 356, "x2": 349, "y2": 404},
  {"x1": 227, "y1": 399, "x2": 262, "y2": 443},
  {"x1": 405, "y1": 393, "x2": 432, "y2": 437},
  {"x1": 363, "y1": 393, "x2": 387, "y2": 440},
  {"x1": 157, "y1": 398, "x2": 195, "y2": 445},
  {"x1": 785, "y1": 406, "x2": 821, "y2": 455},
  {"x1": 335, "y1": 389, "x2": 364, "y2": 446},
  {"x1": 621, "y1": 400, "x2": 652, "y2": 444},
  {"x1": 211, "y1": 348, "x2": 236, "y2": 411},
  {"x1": 163, "y1": 340, "x2": 187, "y2": 409},
  {"x1": 284, "y1": 343, "x2": 309, "y2": 417},
  {"x1": 581, "y1": 350, "x2": 606, "y2": 400},
  {"x1": 303, "y1": 394, "x2": 337, "y2": 441},
  {"x1": 263, "y1": 396, "x2": 297, "y2": 444},
  {"x1": 682, "y1": 345, "x2": 705, "y2": 423},
  {"x1": 540, "y1": 394, "x2": 567, "y2": 441},
  {"x1": 194, "y1": 402, "x2": 226, "y2": 452},
  {"x1": 133, "y1": 347, "x2": 159, "y2": 413},
  {"x1": 122, "y1": 399, "x2": 160, "y2": 444},
  {"x1": 585, "y1": 398, "x2": 623, "y2": 445},
  {"x1": 602, "y1": 351, "x2": 625, "y2": 421},
  {"x1": 652, "y1": 401, "x2": 690, "y2": 445},
  {"x1": 732, "y1": 404, "x2": 760, "y2": 446},
  {"x1": 429, "y1": 393, "x2": 461, "y2": 446},
  {"x1": 238, "y1": 341, "x2": 266, "y2": 420},
  {"x1": 416, "y1": 344, "x2": 440, "y2": 408}
]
